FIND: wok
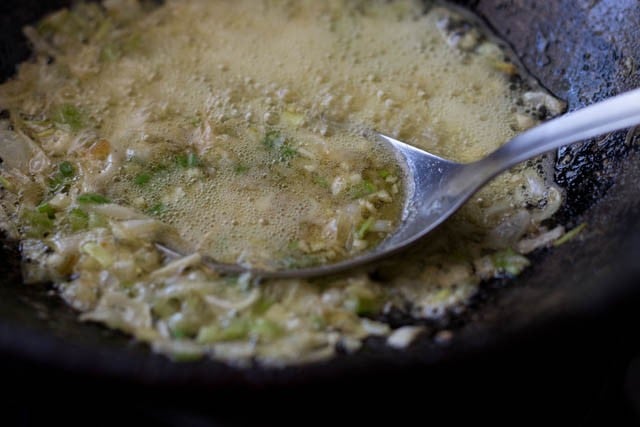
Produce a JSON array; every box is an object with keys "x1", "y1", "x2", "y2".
[{"x1": 1, "y1": 0, "x2": 640, "y2": 424}]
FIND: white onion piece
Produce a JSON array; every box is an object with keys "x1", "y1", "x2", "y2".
[
  {"x1": 387, "y1": 326, "x2": 425, "y2": 349},
  {"x1": 149, "y1": 252, "x2": 202, "y2": 280},
  {"x1": 486, "y1": 209, "x2": 531, "y2": 249},
  {"x1": 81, "y1": 291, "x2": 153, "y2": 331},
  {"x1": 0, "y1": 130, "x2": 36, "y2": 172},
  {"x1": 84, "y1": 203, "x2": 147, "y2": 220},
  {"x1": 111, "y1": 218, "x2": 168, "y2": 241},
  {"x1": 516, "y1": 225, "x2": 565, "y2": 254},
  {"x1": 371, "y1": 219, "x2": 394, "y2": 233},
  {"x1": 204, "y1": 288, "x2": 260, "y2": 311}
]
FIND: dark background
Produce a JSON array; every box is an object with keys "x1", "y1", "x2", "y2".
[{"x1": 2, "y1": 0, "x2": 640, "y2": 425}]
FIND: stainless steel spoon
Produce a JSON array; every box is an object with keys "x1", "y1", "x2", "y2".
[{"x1": 159, "y1": 88, "x2": 640, "y2": 279}]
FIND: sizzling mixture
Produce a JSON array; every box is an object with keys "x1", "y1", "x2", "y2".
[{"x1": 0, "y1": 0, "x2": 567, "y2": 365}]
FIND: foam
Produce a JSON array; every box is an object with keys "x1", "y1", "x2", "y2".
[{"x1": 98, "y1": 0, "x2": 524, "y2": 265}]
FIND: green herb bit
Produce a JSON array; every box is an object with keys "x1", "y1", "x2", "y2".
[
  {"x1": 262, "y1": 130, "x2": 285, "y2": 150},
  {"x1": 312, "y1": 174, "x2": 329, "y2": 189},
  {"x1": 176, "y1": 152, "x2": 200, "y2": 168},
  {"x1": 553, "y1": 223, "x2": 587, "y2": 247},
  {"x1": 250, "y1": 318, "x2": 283, "y2": 341},
  {"x1": 53, "y1": 104, "x2": 85, "y2": 132},
  {"x1": 350, "y1": 180, "x2": 376, "y2": 199},
  {"x1": 171, "y1": 329, "x2": 189, "y2": 340},
  {"x1": 22, "y1": 210, "x2": 54, "y2": 238},
  {"x1": 147, "y1": 203, "x2": 166, "y2": 216},
  {"x1": 378, "y1": 169, "x2": 392, "y2": 179},
  {"x1": 59, "y1": 161, "x2": 75, "y2": 177},
  {"x1": 343, "y1": 284, "x2": 382, "y2": 315},
  {"x1": 491, "y1": 249, "x2": 530, "y2": 277},
  {"x1": 134, "y1": 173, "x2": 152, "y2": 186},
  {"x1": 357, "y1": 217, "x2": 375, "y2": 239},
  {"x1": 262, "y1": 130, "x2": 297, "y2": 162},
  {"x1": 251, "y1": 298, "x2": 274, "y2": 315},
  {"x1": 234, "y1": 163, "x2": 249, "y2": 174},
  {"x1": 37, "y1": 203, "x2": 56, "y2": 219},
  {"x1": 196, "y1": 318, "x2": 251, "y2": 343},
  {"x1": 77, "y1": 193, "x2": 111, "y2": 204},
  {"x1": 47, "y1": 158, "x2": 77, "y2": 195},
  {"x1": 69, "y1": 208, "x2": 89, "y2": 231},
  {"x1": 279, "y1": 144, "x2": 297, "y2": 161},
  {"x1": 0, "y1": 176, "x2": 15, "y2": 192},
  {"x1": 48, "y1": 176, "x2": 64, "y2": 193},
  {"x1": 344, "y1": 291, "x2": 381, "y2": 315}
]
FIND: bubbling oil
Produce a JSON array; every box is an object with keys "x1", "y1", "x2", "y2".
[
  {"x1": 97, "y1": 0, "x2": 530, "y2": 268},
  {"x1": 110, "y1": 123, "x2": 403, "y2": 268}
]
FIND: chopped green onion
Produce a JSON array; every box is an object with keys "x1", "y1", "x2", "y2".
[
  {"x1": 171, "y1": 329, "x2": 189, "y2": 340},
  {"x1": 312, "y1": 174, "x2": 329, "y2": 189},
  {"x1": 134, "y1": 173, "x2": 151, "y2": 186},
  {"x1": 553, "y1": 223, "x2": 587, "y2": 247},
  {"x1": 491, "y1": 249, "x2": 530, "y2": 276},
  {"x1": 0, "y1": 176, "x2": 15, "y2": 192},
  {"x1": 350, "y1": 180, "x2": 376, "y2": 199},
  {"x1": 196, "y1": 318, "x2": 251, "y2": 343},
  {"x1": 176, "y1": 152, "x2": 200, "y2": 168},
  {"x1": 262, "y1": 130, "x2": 285, "y2": 150},
  {"x1": 279, "y1": 144, "x2": 297, "y2": 161},
  {"x1": 262, "y1": 130, "x2": 297, "y2": 162},
  {"x1": 378, "y1": 169, "x2": 392, "y2": 179},
  {"x1": 53, "y1": 104, "x2": 85, "y2": 132},
  {"x1": 37, "y1": 203, "x2": 56, "y2": 219},
  {"x1": 357, "y1": 217, "x2": 375, "y2": 239},
  {"x1": 251, "y1": 298, "x2": 274, "y2": 315},
  {"x1": 77, "y1": 193, "x2": 111, "y2": 204},
  {"x1": 234, "y1": 163, "x2": 249, "y2": 174},
  {"x1": 250, "y1": 318, "x2": 283, "y2": 341},
  {"x1": 344, "y1": 286, "x2": 381, "y2": 315},
  {"x1": 69, "y1": 208, "x2": 89, "y2": 231},
  {"x1": 59, "y1": 161, "x2": 75, "y2": 177},
  {"x1": 147, "y1": 203, "x2": 166, "y2": 216},
  {"x1": 22, "y1": 210, "x2": 54, "y2": 238},
  {"x1": 344, "y1": 293, "x2": 380, "y2": 315}
]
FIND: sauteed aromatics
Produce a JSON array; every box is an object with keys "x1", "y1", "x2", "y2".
[{"x1": 0, "y1": 0, "x2": 566, "y2": 365}]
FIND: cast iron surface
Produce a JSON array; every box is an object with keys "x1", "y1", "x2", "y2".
[{"x1": 1, "y1": 0, "x2": 640, "y2": 411}]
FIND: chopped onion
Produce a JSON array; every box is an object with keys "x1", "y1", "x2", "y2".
[
  {"x1": 0, "y1": 130, "x2": 37, "y2": 172},
  {"x1": 83, "y1": 203, "x2": 148, "y2": 220},
  {"x1": 516, "y1": 225, "x2": 565, "y2": 254},
  {"x1": 149, "y1": 252, "x2": 202, "y2": 280},
  {"x1": 204, "y1": 288, "x2": 260, "y2": 311},
  {"x1": 387, "y1": 326, "x2": 425, "y2": 349},
  {"x1": 81, "y1": 291, "x2": 153, "y2": 332}
]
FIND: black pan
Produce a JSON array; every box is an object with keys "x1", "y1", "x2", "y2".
[{"x1": 1, "y1": 0, "x2": 640, "y2": 425}]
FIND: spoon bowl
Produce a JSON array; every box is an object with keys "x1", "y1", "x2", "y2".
[{"x1": 159, "y1": 88, "x2": 640, "y2": 279}]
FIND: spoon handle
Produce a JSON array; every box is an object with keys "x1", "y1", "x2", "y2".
[{"x1": 476, "y1": 88, "x2": 640, "y2": 178}]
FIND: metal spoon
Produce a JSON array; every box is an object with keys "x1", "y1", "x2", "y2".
[{"x1": 159, "y1": 88, "x2": 640, "y2": 279}]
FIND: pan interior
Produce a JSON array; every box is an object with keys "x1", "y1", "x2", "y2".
[{"x1": 0, "y1": 0, "x2": 638, "y2": 385}]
